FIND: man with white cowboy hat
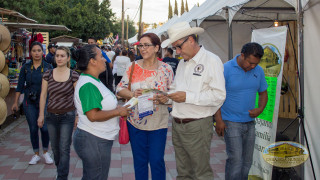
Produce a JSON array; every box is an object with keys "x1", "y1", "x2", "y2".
[{"x1": 159, "y1": 21, "x2": 226, "y2": 179}]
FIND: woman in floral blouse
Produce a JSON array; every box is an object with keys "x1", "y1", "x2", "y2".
[{"x1": 117, "y1": 33, "x2": 174, "y2": 180}]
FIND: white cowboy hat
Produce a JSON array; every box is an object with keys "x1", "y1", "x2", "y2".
[{"x1": 161, "y1": 21, "x2": 204, "y2": 48}]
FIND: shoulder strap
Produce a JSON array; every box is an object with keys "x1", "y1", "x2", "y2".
[{"x1": 127, "y1": 61, "x2": 135, "y2": 91}]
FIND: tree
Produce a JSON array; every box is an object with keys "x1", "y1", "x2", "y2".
[
  {"x1": 185, "y1": 0, "x2": 189, "y2": 12},
  {"x1": 0, "y1": 0, "x2": 118, "y2": 41},
  {"x1": 112, "y1": 19, "x2": 137, "y2": 41},
  {"x1": 180, "y1": 0, "x2": 185, "y2": 15},
  {"x1": 168, "y1": 0, "x2": 173, "y2": 19},
  {"x1": 0, "y1": 0, "x2": 46, "y2": 23},
  {"x1": 174, "y1": 0, "x2": 178, "y2": 16}
]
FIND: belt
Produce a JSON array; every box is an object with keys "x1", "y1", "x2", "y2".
[{"x1": 173, "y1": 117, "x2": 199, "y2": 124}]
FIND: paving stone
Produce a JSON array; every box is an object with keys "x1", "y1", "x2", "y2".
[
  {"x1": 121, "y1": 164, "x2": 134, "y2": 173},
  {"x1": 12, "y1": 162, "x2": 29, "y2": 170},
  {"x1": 0, "y1": 158, "x2": 19, "y2": 167},
  {"x1": 109, "y1": 168, "x2": 122, "y2": 177},
  {"x1": 0, "y1": 115, "x2": 227, "y2": 180},
  {"x1": 25, "y1": 164, "x2": 45, "y2": 173},
  {"x1": 15, "y1": 146, "x2": 29, "y2": 152},
  {"x1": 0, "y1": 155, "x2": 9, "y2": 161}
]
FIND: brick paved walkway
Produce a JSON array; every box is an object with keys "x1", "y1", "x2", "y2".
[{"x1": 0, "y1": 116, "x2": 226, "y2": 180}]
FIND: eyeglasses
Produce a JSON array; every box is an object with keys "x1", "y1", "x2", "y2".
[
  {"x1": 172, "y1": 37, "x2": 189, "y2": 51},
  {"x1": 137, "y1": 44, "x2": 154, "y2": 49}
]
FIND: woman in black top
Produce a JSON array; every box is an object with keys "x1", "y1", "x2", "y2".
[{"x1": 12, "y1": 41, "x2": 54, "y2": 165}]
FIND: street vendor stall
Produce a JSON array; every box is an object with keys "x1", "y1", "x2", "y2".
[{"x1": 0, "y1": 8, "x2": 71, "y2": 125}]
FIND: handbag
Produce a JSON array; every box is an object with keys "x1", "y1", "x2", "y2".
[
  {"x1": 118, "y1": 116, "x2": 129, "y2": 144},
  {"x1": 118, "y1": 61, "x2": 135, "y2": 145}
]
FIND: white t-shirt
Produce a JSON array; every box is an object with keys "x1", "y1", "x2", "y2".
[
  {"x1": 114, "y1": 56, "x2": 131, "y2": 76},
  {"x1": 74, "y1": 74, "x2": 119, "y2": 140},
  {"x1": 106, "y1": 51, "x2": 115, "y2": 61}
]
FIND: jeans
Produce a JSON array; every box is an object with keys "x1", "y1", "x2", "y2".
[
  {"x1": 46, "y1": 111, "x2": 75, "y2": 180},
  {"x1": 23, "y1": 101, "x2": 49, "y2": 153},
  {"x1": 127, "y1": 122, "x2": 167, "y2": 180},
  {"x1": 224, "y1": 120, "x2": 256, "y2": 180},
  {"x1": 73, "y1": 128, "x2": 113, "y2": 180}
]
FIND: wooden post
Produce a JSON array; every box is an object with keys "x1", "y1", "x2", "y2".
[
  {"x1": 126, "y1": 15, "x2": 129, "y2": 48},
  {"x1": 121, "y1": 0, "x2": 125, "y2": 47},
  {"x1": 138, "y1": 0, "x2": 143, "y2": 40}
]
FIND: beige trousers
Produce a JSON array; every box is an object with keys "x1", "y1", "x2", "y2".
[{"x1": 172, "y1": 116, "x2": 214, "y2": 180}]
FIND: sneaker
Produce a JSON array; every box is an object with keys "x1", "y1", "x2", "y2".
[
  {"x1": 43, "y1": 152, "x2": 54, "y2": 164},
  {"x1": 29, "y1": 154, "x2": 41, "y2": 165}
]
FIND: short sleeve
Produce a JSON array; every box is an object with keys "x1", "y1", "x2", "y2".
[
  {"x1": 79, "y1": 83, "x2": 103, "y2": 114},
  {"x1": 42, "y1": 70, "x2": 51, "y2": 81},
  {"x1": 71, "y1": 70, "x2": 79, "y2": 84},
  {"x1": 116, "y1": 62, "x2": 132, "y2": 93}
]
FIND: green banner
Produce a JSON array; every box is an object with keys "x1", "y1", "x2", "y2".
[{"x1": 255, "y1": 77, "x2": 278, "y2": 122}]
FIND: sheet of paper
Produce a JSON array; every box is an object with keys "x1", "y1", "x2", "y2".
[{"x1": 138, "y1": 92, "x2": 154, "y2": 119}]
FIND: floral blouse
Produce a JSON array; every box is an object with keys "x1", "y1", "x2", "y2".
[{"x1": 117, "y1": 61, "x2": 174, "y2": 130}]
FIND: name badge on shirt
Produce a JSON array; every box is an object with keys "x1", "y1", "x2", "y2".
[{"x1": 193, "y1": 64, "x2": 204, "y2": 76}]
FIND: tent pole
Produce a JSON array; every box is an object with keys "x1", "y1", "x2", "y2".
[
  {"x1": 298, "y1": 3, "x2": 304, "y2": 115},
  {"x1": 228, "y1": 22, "x2": 233, "y2": 60},
  {"x1": 226, "y1": 7, "x2": 233, "y2": 60},
  {"x1": 298, "y1": 0, "x2": 316, "y2": 179},
  {"x1": 298, "y1": 0, "x2": 305, "y2": 178}
]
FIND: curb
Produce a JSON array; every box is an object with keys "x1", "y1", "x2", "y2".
[{"x1": 0, "y1": 116, "x2": 25, "y2": 140}]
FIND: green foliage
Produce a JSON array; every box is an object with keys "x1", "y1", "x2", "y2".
[
  {"x1": 174, "y1": 0, "x2": 179, "y2": 16},
  {"x1": 180, "y1": 0, "x2": 184, "y2": 15},
  {"x1": 0, "y1": 0, "x2": 46, "y2": 23},
  {"x1": 185, "y1": 0, "x2": 189, "y2": 12},
  {"x1": 168, "y1": 0, "x2": 173, "y2": 19},
  {"x1": 0, "y1": 0, "x2": 135, "y2": 42},
  {"x1": 152, "y1": 23, "x2": 157, "y2": 29},
  {"x1": 112, "y1": 19, "x2": 137, "y2": 41}
]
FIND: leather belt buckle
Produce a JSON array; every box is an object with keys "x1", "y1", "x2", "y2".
[{"x1": 173, "y1": 117, "x2": 198, "y2": 124}]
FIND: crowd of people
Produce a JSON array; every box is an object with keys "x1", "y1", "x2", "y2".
[{"x1": 11, "y1": 21, "x2": 268, "y2": 180}]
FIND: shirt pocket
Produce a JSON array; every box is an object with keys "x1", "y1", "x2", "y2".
[{"x1": 188, "y1": 74, "x2": 203, "y2": 93}]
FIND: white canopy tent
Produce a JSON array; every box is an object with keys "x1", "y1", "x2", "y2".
[
  {"x1": 152, "y1": 0, "x2": 318, "y2": 179},
  {"x1": 301, "y1": 0, "x2": 320, "y2": 179},
  {"x1": 194, "y1": 1, "x2": 318, "y2": 179},
  {"x1": 128, "y1": 33, "x2": 138, "y2": 44}
]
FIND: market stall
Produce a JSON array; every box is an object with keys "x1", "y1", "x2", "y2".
[{"x1": 0, "y1": 8, "x2": 71, "y2": 125}]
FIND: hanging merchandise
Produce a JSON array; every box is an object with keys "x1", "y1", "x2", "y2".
[
  {"x1": 1, "y1": 64, "x2": 9, "y2": 76},
  {"x1": 29, "y1": 32, "x2": 44, "y2": 49},
  {"x1": 0, "y1": 51, "x2": 5, "y2": 72},
  {"x1": 3, "y1": 44, "x2": 10, "y2": 55},
  {"x1": 0, "y1": 97, "x2": 7, "y2": 125},
  {"x1": 0, "y1": 73, "x2": 10, "y2": 98},
  {"x1": 0, "y1": 25, "x2": 11, "y2": 52}
]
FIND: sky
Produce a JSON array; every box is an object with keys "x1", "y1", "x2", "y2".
[{"x1": 109, "y1": 0, "x2": 206, "y2": 24}]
